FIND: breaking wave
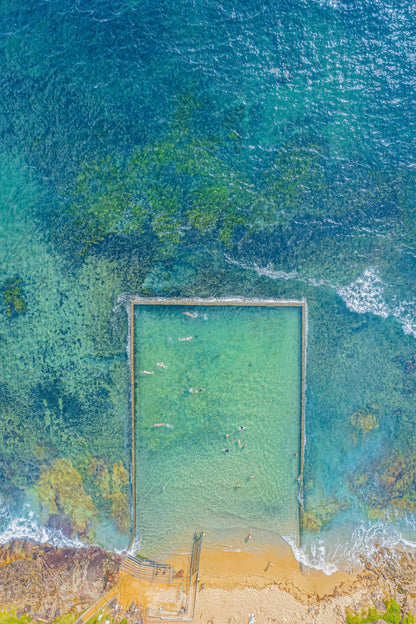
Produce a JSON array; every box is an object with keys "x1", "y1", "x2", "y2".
[
  {"x1": 339, "y1": 268, "x2": 416, "y2": 338},
  {"x1": 0, "y1": 500, "x2": 85, "y2": 548},
  {"x1": 225, "y1": 256, "x2": 416, "y2": 338},
  {"x1": 285, "y1": 518, "x2": 416, "y2": 575}
]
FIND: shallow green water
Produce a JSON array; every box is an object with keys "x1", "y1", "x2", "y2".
[{"x1": 134, "y1": 304, "x2": 302, "y2": 556}]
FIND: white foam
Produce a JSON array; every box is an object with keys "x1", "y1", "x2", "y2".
[
  {"x1": 284, "y1": 533, "x2": 338, "y2": 575},
  {"x1": 0, "y1": 502, "x2": 85, "y2": 549},
  {"x1": 338, "y1": 268, "x2": 416, "y2": 338},
  {"x1": 337, "y1": 267, "x2": 390, "y2": 318},
  {"x1": 224, "y1": 256, "x2": 416, "y2": 339},
  {"x1": 127, "y1": 535, "x2": 141, "y2": 555},
  {"x1": 284, "y1": 518, "x2": 416, "y2": 575}
]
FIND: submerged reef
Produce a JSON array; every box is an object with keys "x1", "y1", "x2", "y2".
[
  {"x1": 34, "y1": 457, "x2": 130, "y2": 539},
  {"x1": 0, "y1": 372, "x2": 130, "y2": 541},
  {"x1": 303, "y1": 496, "x2": 348, "y2": 533},
  {"x1": 1, "y1": 277, "x2": 27, "y2": 318},
  {"x1": 351, "y1": 451, "x2": 416, "y2": 518},
  {"x1": 87, "y1": 457, "x2": 130, "y2": 534},
  {"x1": 349, "y1": 404, "x2": 380, "y2": 443},
  {"x1": 35, "y1": 458, "x2": 97, "y2": 539}
]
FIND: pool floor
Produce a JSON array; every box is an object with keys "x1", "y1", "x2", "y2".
[{"x1": 133, "y1": 302, "x2": 303, "y2": 557}]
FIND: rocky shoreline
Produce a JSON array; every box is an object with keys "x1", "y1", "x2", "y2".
[{"x1": 0, "y1": 539, "x2": 121, "y2": 621}]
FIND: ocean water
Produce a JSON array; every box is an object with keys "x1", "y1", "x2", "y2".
[{"x1": 0, "y1": 0, "x2": 415, "y2": 573}]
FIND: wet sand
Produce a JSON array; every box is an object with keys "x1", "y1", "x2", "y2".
[
  {"x1": 190, "y1": 545, "x2": 360, "y2": 624},
  {"x1": 170, "y1": 544, "x2": 416, "y2": 623}
]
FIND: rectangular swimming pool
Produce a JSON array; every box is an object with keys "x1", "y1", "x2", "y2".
[{"x1": 131, "y1": 299, "x2": 305, "y2": 557}]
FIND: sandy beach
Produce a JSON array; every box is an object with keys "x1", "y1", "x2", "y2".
[{"x1": 173, "y1": 543, "x2": 416, "y2": 624}]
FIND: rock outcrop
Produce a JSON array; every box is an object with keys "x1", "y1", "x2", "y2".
[{"x1": 0, "y1": 539, "x2": 121, "y2": 619}]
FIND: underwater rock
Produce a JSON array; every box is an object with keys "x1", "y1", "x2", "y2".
[
  {"x1": 303, "y1": 498, "x2": 348, "y2": 533},
  {"x1": 350, "y1": 405, "x2": 380, "y2": 442},
  {"x1": 109, "y1": 462, "x2": 130, "y2": 533},
  {"x1": 352, "y1": 452, "x2": 416, "y2": 516},
  {"x1": 34, "y1": 457, "x2": 97, "y2": 538},
  {"x1": 1, "y1": 277, "x2": 27, "y2": 318},
  {"x1": 87, "y1": 457, "x2": 130, "y2": 533}
]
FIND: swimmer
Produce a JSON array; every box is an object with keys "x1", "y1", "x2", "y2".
[
  {"x1": 189, "y1": 388, "x2": 205, "y2": 394},
  {"x1": 237, "y1": 426, "x2": 247, "y2": 431},
  {"x1": 247, "y1": 533, "x2": 251, "y2": 540},
  {"x1": 294, "y1": 452, "x2": 299, "y2": 457},
  {"x1": 249, "y1": 474, "x2": 254, "y2": 479},
  {"x1": 179, "y1": 336, "x2": 193, "y2": 341},
  {"x1": 225, "y1": 433, "x2": 230, "y2": 439},
  {"x1": 161, "y1": 485, "x2": 165, "y2": 491},
  {"x1": 140, "y1": 370, "x2": 154, "y2": 374},
  {"x1": 183, "y1": 311, "x2": 198, "y2": 319},
  {"x1": 152, "y1": 423, "x2": 165, "y2": 427},
  {"x1": 238, "y1": 439, "x2": 242, "y2": 448},
  {"x1": 221, "y1": 449, "x2": 229, "y2": 453},
  {"x1": 156, "y1": 362, "x2": 168, "y2": 369},
  {"x1": 244, "y1": 443, "x2": 247, "y2": 448},
  {"x1": 236, "y1": 484, "x2": 241, "y2": 489},
  {"x1": 296, "y1": 476, "x2": 301, "y2": 481}
]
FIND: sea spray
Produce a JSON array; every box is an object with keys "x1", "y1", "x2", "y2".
[
  {"x1": 0, "y1": 500, "x2": 85, "y2": 549},
  {"x1": 285, "y1": 518, "x2": 416, "y2": 575},
  {"x1": 225, "y1": 256, "x2": 416, "y2": 338}
]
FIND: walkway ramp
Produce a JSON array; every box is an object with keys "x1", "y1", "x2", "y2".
[
  {"x1": 120, "y1": 554, "x2": 173, "y2": 583},
  {"x1": 147, "y1": 532, "x2": 203, "y2": 621},
  {"x1": 74, "y1": 585, "x2": 118, "y2": 624}
]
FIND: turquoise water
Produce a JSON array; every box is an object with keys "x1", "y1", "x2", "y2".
[
  {"x1": 0, "y1": 0, "x2": 416, "y2": 572},
  {"x1": 133, "y1": 304, "x2": 302, "y2": 556}
]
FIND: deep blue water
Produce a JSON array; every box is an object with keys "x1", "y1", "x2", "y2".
[{"x1": 0, "y1": 0, "x2": 416, "y2": 571}]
